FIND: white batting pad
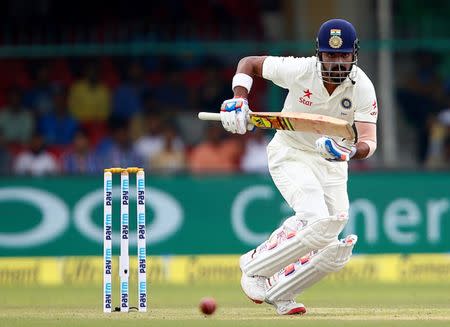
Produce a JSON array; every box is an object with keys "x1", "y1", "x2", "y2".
[
  {"x1": 241, "y1": 214, "x2": 348, "y2": 277},
  {"x1": 265, "y1": 234, "x2": 357, "y2": 302}
]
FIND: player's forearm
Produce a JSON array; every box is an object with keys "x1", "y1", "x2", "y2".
[
  {"x1": 236, "y1": 56, "x2": 266, "y2": 77},
  {"x1": 233, "y1": 86, "x2": 249, "y2": 98},
  {"x1": 352, "y1": 122, "x2": 377, "y2": 160},
  {"x1": 233, "y1": 56, "x2": 267, "y2": 98}
]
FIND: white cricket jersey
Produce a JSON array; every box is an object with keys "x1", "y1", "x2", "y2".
[{"x1": 262, "y1": 56, "x2": 378, "y2": 151}]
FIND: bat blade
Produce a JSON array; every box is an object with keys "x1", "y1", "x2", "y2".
[
  {"x1": 249, "y1": 112, "x2": 355, "y2": 139},
  {"x1": 197, "y1": 111, "x2": 355, "y2": 140}
]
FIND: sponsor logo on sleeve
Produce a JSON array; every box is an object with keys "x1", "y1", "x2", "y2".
[{"x1": 370, "y1": 100, "x2": 378, "y2": 116}]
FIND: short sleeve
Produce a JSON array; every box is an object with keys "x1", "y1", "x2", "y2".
[
  {"x1": 262, "y1": 56, "x2": 310, "y2": 89},
  {"x1": 354, "y1": 77, "x2": 378, "y2": 124}
]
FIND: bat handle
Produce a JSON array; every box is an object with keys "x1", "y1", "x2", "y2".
[
  {"x1": 198, "y1": 112, "x2": 255, "y2": 131},
  {"x1": 198, "y1": 112, "x2": 221, "y2": 121}
]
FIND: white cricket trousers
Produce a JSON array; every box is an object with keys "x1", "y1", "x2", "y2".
[{"x1": 267, "y1": 136, "x2": 349, "y2": 223}]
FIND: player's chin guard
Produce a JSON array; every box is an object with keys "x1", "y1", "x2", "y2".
[{"x1": 316, "y1": 18, "x2": 359, "y2": 84}]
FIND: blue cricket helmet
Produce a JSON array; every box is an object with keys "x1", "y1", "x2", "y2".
[{"x1": 316, "y1": 19, "x2": 359, "y2": 53}]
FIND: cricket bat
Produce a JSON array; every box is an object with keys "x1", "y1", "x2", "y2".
[{"x1": 198, "y1": 111, "x2": 356, "y2": 140}]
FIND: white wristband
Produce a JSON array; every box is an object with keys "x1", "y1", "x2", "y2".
[{"x1": 232, "y1": 73, "x2": 253, "y2": 93}]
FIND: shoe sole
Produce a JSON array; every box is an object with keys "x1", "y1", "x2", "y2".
[
  {"x1": 247, "y1": 295, "x2": 263, "y2": 304},
  {"x1": 283, "y1": 306, "x2": 306, "y2": 315}
]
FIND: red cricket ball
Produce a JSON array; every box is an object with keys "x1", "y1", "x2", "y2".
[{"x1": 199, "y1": 297, "x2": 217, "y2": 315}]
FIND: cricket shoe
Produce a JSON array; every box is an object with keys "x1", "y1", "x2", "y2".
[
  {"x1": 240, "y1": 272, "x2": 266, "y2": 304},
  {"x1": 271, "y1": 299, "x2": 306, "y2": 315},
  {"x1": 240, "y1": 249, "x2": 266, "y2": 303}
]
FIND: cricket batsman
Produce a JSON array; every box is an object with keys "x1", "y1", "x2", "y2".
[{"x1": 219, "y1": 19, "x2": 378, "y2": 315}]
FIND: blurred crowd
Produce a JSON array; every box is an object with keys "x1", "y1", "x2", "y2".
[
  {"x1": 0, "y1": 57, "x2": 270, "y2": 176},
  {"x1": 396, "y1": 51, "x2": 450, "y2": 169},
  {"x1": 0, "y1": 0, "x2": 277, "y2": 176},
  {"x1": 1, "y1": 49, "x2": 450, "y2": 176}
]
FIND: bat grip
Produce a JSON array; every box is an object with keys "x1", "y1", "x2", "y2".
[{"x1": 198, "y1": 112, "x2": 221, "y2": 121}]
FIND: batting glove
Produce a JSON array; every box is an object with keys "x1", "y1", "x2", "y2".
[
  {"x1": 220, "y1": 97, "x2": 254, "y2": 134},
  {"x1": 315, "y1": 137, "x2": 355, "y2": 161}
]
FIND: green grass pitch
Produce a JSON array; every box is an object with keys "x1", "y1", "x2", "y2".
[{"x1": 1, "y1": 281, "x2": 449, "y2": 326}]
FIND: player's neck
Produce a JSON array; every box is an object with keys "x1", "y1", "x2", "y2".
[{"x1": 323, "y1": 81, "x2": 338, "y2": 95}]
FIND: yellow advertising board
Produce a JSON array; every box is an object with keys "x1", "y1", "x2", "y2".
[{"x1": 1, "y1": 254, "x2": 450, "y2": 286}]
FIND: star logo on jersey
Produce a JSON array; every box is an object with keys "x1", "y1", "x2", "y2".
[{"x1": 299, "y1": 89, "x2": 313, "y2": 107}]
